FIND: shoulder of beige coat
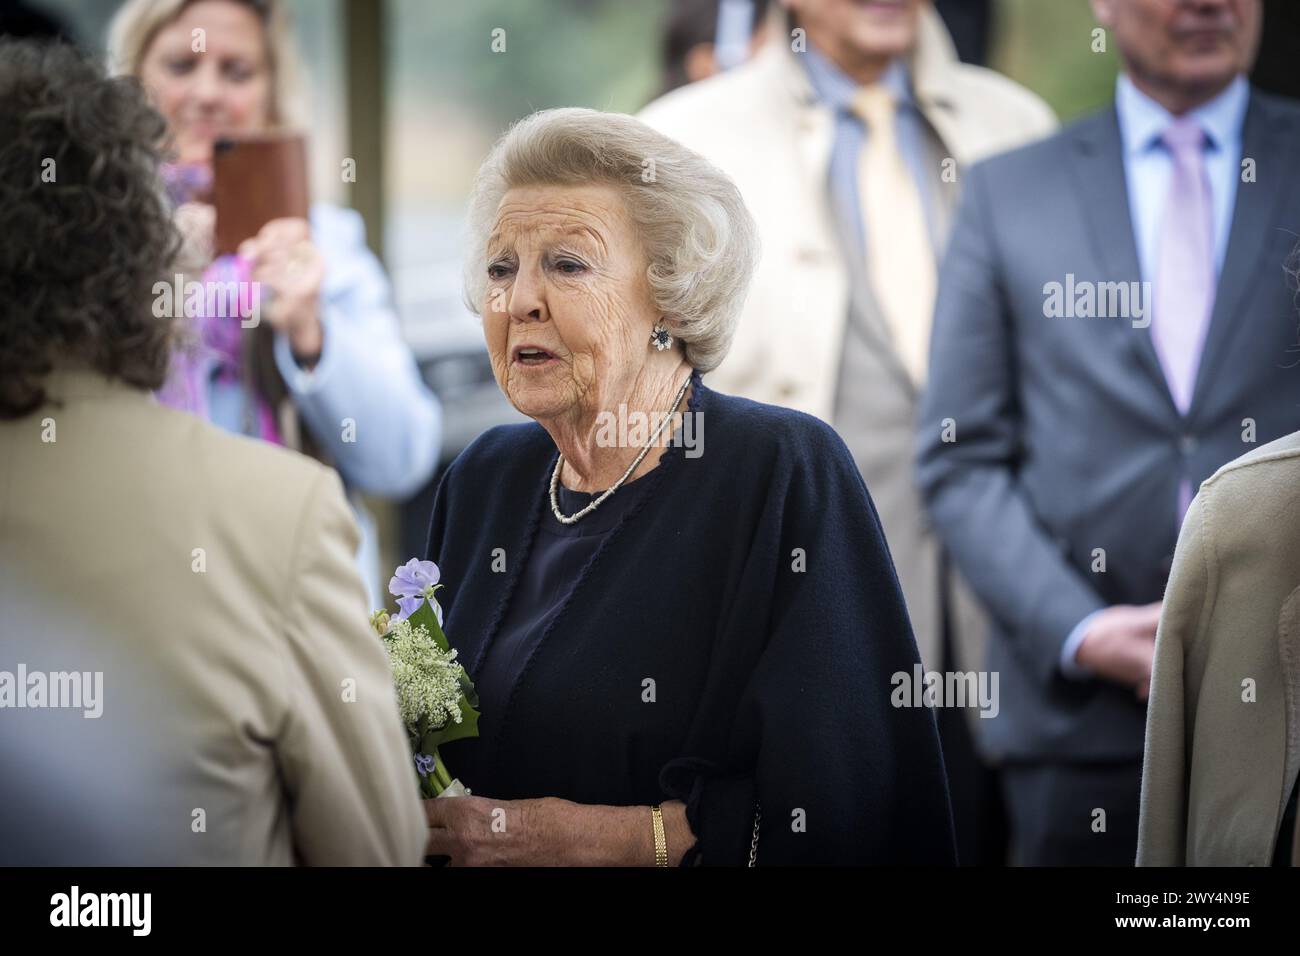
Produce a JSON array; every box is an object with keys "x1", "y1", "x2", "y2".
[
  {"x1": 941, "y1": 61, "x2": 1059, "y2": 136},
  {"x1": 1199, "y1": 430, "x2": 1300, "y2": 501},
  {"x1": 1188, "y1": 430, "x2": 1300, "y2": 583},
  {"x1": 639, "y1": 40, "x2": 798, "y2": 138}
]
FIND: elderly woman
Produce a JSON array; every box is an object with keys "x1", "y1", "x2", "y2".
[
  {"x1": 422, "y1": 108, "x2": 956, "y2": 865},
  {"x1": 108, "y1": 0, "x2": 441, "y2": 603}
]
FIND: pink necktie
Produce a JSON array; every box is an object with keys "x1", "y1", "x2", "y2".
[
  {"x1": 1152, "y1": 117, "x2": 1215, "y2": 416},
  {"x1": 1153, "y1": 118, "x2": 1215, "y2": 522}
]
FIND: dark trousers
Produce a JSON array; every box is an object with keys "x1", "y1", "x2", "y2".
[
  {"x1": 1000, "y1": 759, "x2": 1144, "y2": 866},
  {"x1": 935, "y1": 562, "x2": 1009, "y2": 866}
]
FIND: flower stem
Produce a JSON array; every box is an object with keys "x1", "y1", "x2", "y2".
[
  {"x1": 432, "y1": 748, "x2": 453, "y2": 790},
  {"x1": 419, "y1": 771, "x2": 437, "y2": 799}
]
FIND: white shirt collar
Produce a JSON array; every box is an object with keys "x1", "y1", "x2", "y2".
[{"x1": 1115, "y1": 71, "x2": 1249, "y2": 156}]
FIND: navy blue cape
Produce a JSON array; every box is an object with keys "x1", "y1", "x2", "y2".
[{"x1": 424, "y1": 372, "x2": 956, "y2": 865}]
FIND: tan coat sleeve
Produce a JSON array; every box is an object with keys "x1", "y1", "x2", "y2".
[
  {"x1": 275, "y1": 468, "x2": 427, "y2": 865},
  {"x1": 1137, "y1": 490, "x2": 1213, "y2": 865}
]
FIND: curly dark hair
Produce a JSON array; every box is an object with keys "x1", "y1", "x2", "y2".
[{"x1": 0, "y1": 38, "x2": 180, "y2": 419}]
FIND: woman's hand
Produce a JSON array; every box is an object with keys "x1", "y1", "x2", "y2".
[
  {"x1": 424, "y1": 795, "x2": 554, "y2": 866},
  {"x1": 424, "y1": 795, "x2": 694, "y2": 866},
  {"x1": 238, "y1": 217, "x2": 326, "y2": 364}
]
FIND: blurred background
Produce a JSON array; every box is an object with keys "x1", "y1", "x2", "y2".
[{"x1": 8, "y1": 0, "x2": 1298, "y2": 569}]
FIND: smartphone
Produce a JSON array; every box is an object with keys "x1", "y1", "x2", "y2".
[{"x1": 212, "y1": 132, "x2": 310, "y2": 256}]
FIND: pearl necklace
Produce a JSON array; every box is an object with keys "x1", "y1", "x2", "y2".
[{"x1": 549, "y1": 373, "x2": 692, "y2": 525}]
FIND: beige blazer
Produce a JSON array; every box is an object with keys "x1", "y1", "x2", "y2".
[
  {"x1": 639, "y1": 8, "x2": 1055, "y2": 423},
  {"x1": 639, "y1": 11, "x2": 1055, "y2": 683},
  {"x1": 1138, "y1": 431, "x2": 1300, "y2": 866},
  {"x1": 0, "y1": 369, "x2": 426, "y2": 865}
]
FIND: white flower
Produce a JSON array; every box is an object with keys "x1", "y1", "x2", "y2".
[{"x1": 382, "y1": 618, "x2": 465, "y2": 730}]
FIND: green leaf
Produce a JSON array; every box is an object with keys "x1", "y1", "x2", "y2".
[
  {"x1": 423, "y1": 695, "x2": 480, "y2": 749},
  {"x1": 457, "y1": 667, "x2": 480, "y2": 710},
  {"x1": 409, "y1": 600, "x2": 449, "y2": 653}
]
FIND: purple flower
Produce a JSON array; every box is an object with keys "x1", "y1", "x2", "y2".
[
  {"x1": 414, "y1": 753, "x2": 435, "y2": 777},
  {"x1": 389, "y1": 559, "x2": 445, "y2": 625},
  {"x1": 395, "y1": 595, "x2": 423, "y2": 622},
  {"x1": 389, "y1": 558, "x2": 440, "y2": 600}
]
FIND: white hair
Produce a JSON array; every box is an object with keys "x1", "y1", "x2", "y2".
[{"x1": 463, "y1": 107, "x2": 760, "y2": 374}]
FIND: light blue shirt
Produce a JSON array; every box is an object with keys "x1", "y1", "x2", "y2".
[
  {"x1": 207, "y1": 202, "x2": 442, "y2": 607},
  {"x1": 1116, "y1": 72, "x2": 1247, "y2": 284},
  {"x1": 1060, "y1": 73, "x2": 1249, "y2": 678},
  {"x1": 800, "y1": 43, "x2": 940, "y2": 261}
]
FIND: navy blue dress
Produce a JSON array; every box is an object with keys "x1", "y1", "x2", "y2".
[
  {"x1": 473, "y1": 473, "x2": 656, "y2": 735},
  {"x1": 425, "y1": 372, "x2": 956, "y2": 864}
]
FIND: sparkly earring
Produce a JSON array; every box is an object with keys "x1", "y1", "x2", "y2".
[{"x1": 649, "y1": 321, "x2": 673, "y2": 351}]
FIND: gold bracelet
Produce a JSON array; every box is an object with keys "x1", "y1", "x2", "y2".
[{"x1": 650, "y1": 804, "x2": 668, "y2": 867}]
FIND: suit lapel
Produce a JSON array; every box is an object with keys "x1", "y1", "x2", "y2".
[
  {"x1": 1067, "y1": 108, "x2": 1175, "y2": 412},
  {"x1": 1188, "y1": 91, "x2": 1300, "y2": 421}
]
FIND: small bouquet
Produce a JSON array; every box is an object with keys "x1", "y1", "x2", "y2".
[{"x1": 370, "y1": 559, "x2": 479, "y2": 799}]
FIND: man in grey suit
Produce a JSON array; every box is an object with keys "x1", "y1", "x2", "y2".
[{"x1": 918, "y1": 0, "x2": 1299, "y2": 865}]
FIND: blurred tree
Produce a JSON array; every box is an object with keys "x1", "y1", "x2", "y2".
[
  {"x1": 391, "y1": 0, "x2": 666, "y2": 130},
  {"x1": 991, "y1": 0, "x2": 1118, "y2": 121}
]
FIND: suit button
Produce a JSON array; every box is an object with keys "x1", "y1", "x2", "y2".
[{"x1": 1180, "y1": 435, "x2": 1198, "y2": 455}]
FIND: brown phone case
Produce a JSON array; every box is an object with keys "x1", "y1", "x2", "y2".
[{"x1": 212, "y1": 133, "x2": 310, "y2": 256}]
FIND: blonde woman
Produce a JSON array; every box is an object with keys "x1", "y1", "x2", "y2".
[{"x1": 109, "y1": 0, "x2": 441, "y2": 604}]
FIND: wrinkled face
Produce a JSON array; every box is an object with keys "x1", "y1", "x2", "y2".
[
  {"x1": 482, "y1": 184, "x2": 660, "y2": 423},
  {"x1": 138, "y1": 0, "x2": 271, "y2": 166},
  {"x1": 1092, "y1": 0, "x2": 1261, "y2": 103},
  {"x1": 785, "y1": 0, "x2": 924, "y2": 64}
]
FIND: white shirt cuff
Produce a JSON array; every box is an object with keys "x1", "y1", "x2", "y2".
[
  {"x1": 1060, "y1": 609, "x2": 1103, "y2": 679},
  {"x1": 273, "y1": 311, "x2": 336, "y2": 396}
]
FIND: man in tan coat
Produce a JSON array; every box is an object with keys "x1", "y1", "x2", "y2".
[
  {"x1": 640, "y1": 0, "x2": 1055, "y2": 863},
  {"x1": 0, "y1": 38, "x2": 425, "y2": 866}
]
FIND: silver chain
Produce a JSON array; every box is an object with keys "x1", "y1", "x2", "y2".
[
  {"x1": 748, "y1": 802, "x2": 762, "y2": 868},
  {"x1": 549, "y1": 372, "x2": 692, "y2": 525}
]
